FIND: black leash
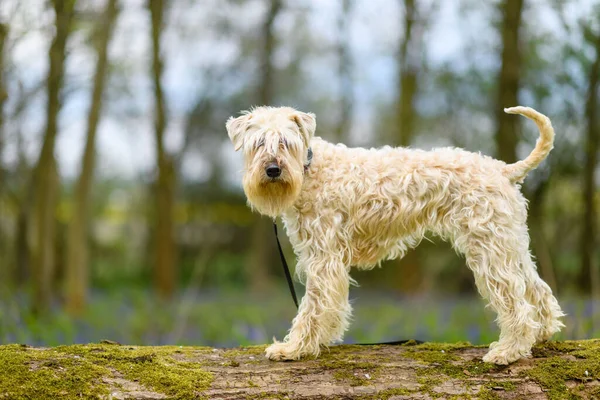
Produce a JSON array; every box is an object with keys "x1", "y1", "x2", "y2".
[
  {"x1": 273, "y1": 221, "x2": 422, "y2": 346},
  {"x1": 274, "y1": 222, "x2": 299, "y2": 308}
]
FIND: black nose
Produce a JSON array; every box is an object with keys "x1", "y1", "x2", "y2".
[{"x1": 266, "y1": 164, "x2": 281, "y2": 178}]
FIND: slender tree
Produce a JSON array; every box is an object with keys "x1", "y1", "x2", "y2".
[
  {"x1": 395, "y1": 0, "x2": 421, "y2": 148},
  {"x1": 495, "y1": 0, "x2": 524, "y2": 163},
  {"x1": 31, "y1": 0, "x2": 77, "y2": 314},
  {"x1": 258, "y1": 0, "x2": 281, "y2": 107},
  {"x1": 0, "y1": 23, "x2": 7, "y2": 184},
  {"x1": 149, "y1": 0, "x2": 177, "y2": 300},
  {"x1": 12, "y1": 83, "x2": 46, "y2": 287},
  {"x1": 580, "y1": 27, "x2": 600, "y2": 297},
  {"x1": 528, "y1": 180, "x2": 557, "y2": 293},
  {"x1": 246, "y1": 0, "x2": 282, "y2": 292},
  {"x1": 246, "y1": 0, "x2": 281, "y2": 291},
  {"x1": 393, "y1": 0, "x2": 427, "y2": 293},
  {"x1": 65, "y1": 0, "x2": 119, "y2": 314},
  {"x1": 333, "y1": 0, "x2": 353, "y2": 144},
  {"x1": 0, "y1": 23, "x2": 7, "y2": 283}
]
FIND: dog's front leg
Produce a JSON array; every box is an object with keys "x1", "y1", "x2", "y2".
[{"x1": 266, "y1": 255, "x2": 351, "y2": 361}]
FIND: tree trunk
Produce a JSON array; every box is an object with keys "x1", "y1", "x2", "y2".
[
  {"x1": 64, "y1": 0, "x2": 118, "y2": 315},
  {"x1": 14, "y1": 129, "x2": 33, "y2": 287},
  {"x1": 0, "y1": 23, "x2": 7, "y2": 283},
  {"x1": 393, "y1": 0, "x2": 424, "y2": 294},
  {"x1": 149, "y1": 0, "x2": 177, "y2": 300},
  {"x1": 1, "y1": 340, "x2": 599, "y2": 399},
  {"x1": 0, "y1": 23, "x2": 7, "y2": 187},
  {"x1": 333, "y1": 0, "x2": 353, "y2": 144},
  {"x1": 247, "y1": 0, "x2": 282, "y2": 293},
  {"x1": 258, "y1": 0, "x2": 280, "y2": 107},
  {"x1": 495, "y1": 0, "x2": 524, "y2": 164},
  {"x1": 580, "y1": 31, "x2": 600, "y2": 298},
  {"x1": 529, "y1": 181, "x2": 558, "y2": 294},
  {"x1": 31, "y1": 0, "x2": 76, "y2": 315},
  {"x1": 395, "y1": 0, "x2": 420, "y2": 148}
]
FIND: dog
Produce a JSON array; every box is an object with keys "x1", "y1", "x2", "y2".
[{"x1": 226, "y1": 105, "x2": 564, "y2": 365}]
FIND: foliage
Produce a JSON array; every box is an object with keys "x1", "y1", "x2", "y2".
[{"x1": 0, "y1": 289, "x2": 599, "y2": 348}]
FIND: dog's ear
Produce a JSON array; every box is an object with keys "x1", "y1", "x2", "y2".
[
  {"x1": 226, "y1": 113, "x2": 252, "y2": 151},
  {"x1": 291, "y1": 112, "x2": 316, "y2": 147}
]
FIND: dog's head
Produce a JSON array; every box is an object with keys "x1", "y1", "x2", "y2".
[{"x1": 226, "y1": 106, "x2": 316, "y2": 218}]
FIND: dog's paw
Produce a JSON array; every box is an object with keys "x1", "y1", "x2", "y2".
[
  {"x1": 265, "y1": 342, "x2": 302, "y2": 361},
  {"x1": 535, "y1": 321, "x2": 565, "y2": 343},
  {"x1": 482, "y1": 345, "x2": 528, "y2": 365}
]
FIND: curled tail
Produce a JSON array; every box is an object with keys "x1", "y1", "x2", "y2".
[{"x1": 502, "y1": 106, "x2": 555, "y2": 183}]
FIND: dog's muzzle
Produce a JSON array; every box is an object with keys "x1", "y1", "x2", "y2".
[{"x1": 266, "y1": 163, "x2": 281, "y2": 178}]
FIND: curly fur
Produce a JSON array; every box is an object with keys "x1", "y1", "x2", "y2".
[{"x1": 226, "y1": 105, "x2": 565, "y2": 365}]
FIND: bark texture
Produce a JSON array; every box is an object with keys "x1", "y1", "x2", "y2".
[{"x1": 0, "y1": 340, "x2": 599, "y2": 399}]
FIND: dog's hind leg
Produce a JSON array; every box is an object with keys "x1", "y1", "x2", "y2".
[
  {"x1": 521, "y1": 253, "x2": 565, "y2": 342},
  {"x1": 265, "y1": 253, "x2": 352, "y2": 361},
  {"x1": 459, "y1": 225, "x2": 540, "y2": 365}
]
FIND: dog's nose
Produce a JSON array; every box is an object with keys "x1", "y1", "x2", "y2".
[{"x1": 266, "y1": 164, "x2": 281, "y2": 178}]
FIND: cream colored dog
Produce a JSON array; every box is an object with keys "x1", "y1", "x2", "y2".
[{"x1": 226, "y1": 106, "x2": 564, "y2": 365}]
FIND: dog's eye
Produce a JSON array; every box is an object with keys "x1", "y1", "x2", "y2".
[
  {"x1": 256, "y1": 138, "x2": 265, "y2": 148},
  {"x1": 280, "y1": 138, "x2": 288, "y2": 148}
]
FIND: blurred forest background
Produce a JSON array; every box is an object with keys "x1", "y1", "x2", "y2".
[{"x1": 0, "y1": 0, "x2": 599, "y2": 347}]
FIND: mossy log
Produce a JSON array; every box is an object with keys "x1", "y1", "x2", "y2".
[{"x1": 1, "y1": 340, "x2": 599, "y2": 399}]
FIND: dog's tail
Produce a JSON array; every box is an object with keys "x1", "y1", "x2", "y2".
[{"x1": 502, "y1": 106, "x2": 555, "y2": 183}]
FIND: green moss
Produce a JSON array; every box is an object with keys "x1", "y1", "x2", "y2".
[
  {"x1": 531, "y1": 340, "x2": 599, "y2": 358},
  {"x1": 220, "y1": 345, "x2": 266, "y2": 366},
  {"x1": 404, "y1": 349, "x2": 460, "y2": 364},
  {"x1": 222, "y1": 345, "x2": 267, "y2": 358},
  {"x1": 414, "y1": 375, "x2": 443, "y2": 397},
  {"x1": 525, "y1": 356, "x2": 596, "y2": 400},
  {"x1": 4, "y1": 340, "x2": 598, "y2": 399},
  {"x1": 68, "y1": 345, "x2": 213, "y2": 398},
  {"x1": 475, "y1": 381, "x2": 517, "y2": 400},
  {"x1": 0, "y1": 344, "x2": 110, "y2": 399},
  {"x1": 320, "y1": 359, "x2": 381, "y2": 386},
  {"x1": 413, "y1": 341, "x2": 476, "y2": 351},
  {"x1": 405, "y1": 346, "x2": 502, "y2": 380},
  {"x1": 524, "y1": 340, "x2": 600, "y2": 400},
  {"x1": 401, "y1": 339, "x2": 420, "y2": 346},
  {"x1": 402, "y1": 342, "x2": 506, "y2": 398},
  {"x1": 476, "y1": 387, "x2": 501, "y2": 400},
  {"x1": 0, "y1": 343, "x2": 214, "y2": 400},
  {"x1": 369, "y1": 387, "x2": 414, "y2": 399},
  {"x1": 407, "y1": 342, "x2": 503, "y2": 372}
]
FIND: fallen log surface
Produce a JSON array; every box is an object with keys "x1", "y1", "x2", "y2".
[{"x1": 0, "y1": 340, "x2": 599, "y2": 399}]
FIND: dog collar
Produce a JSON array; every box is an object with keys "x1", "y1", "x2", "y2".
[{"x1": 304, "y1": 148, "x2": 313, "y2": 173}]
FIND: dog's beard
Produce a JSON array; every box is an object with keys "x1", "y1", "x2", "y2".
[{"x1": 243, "y1": 161, "x2": 303, "y2": 218}]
